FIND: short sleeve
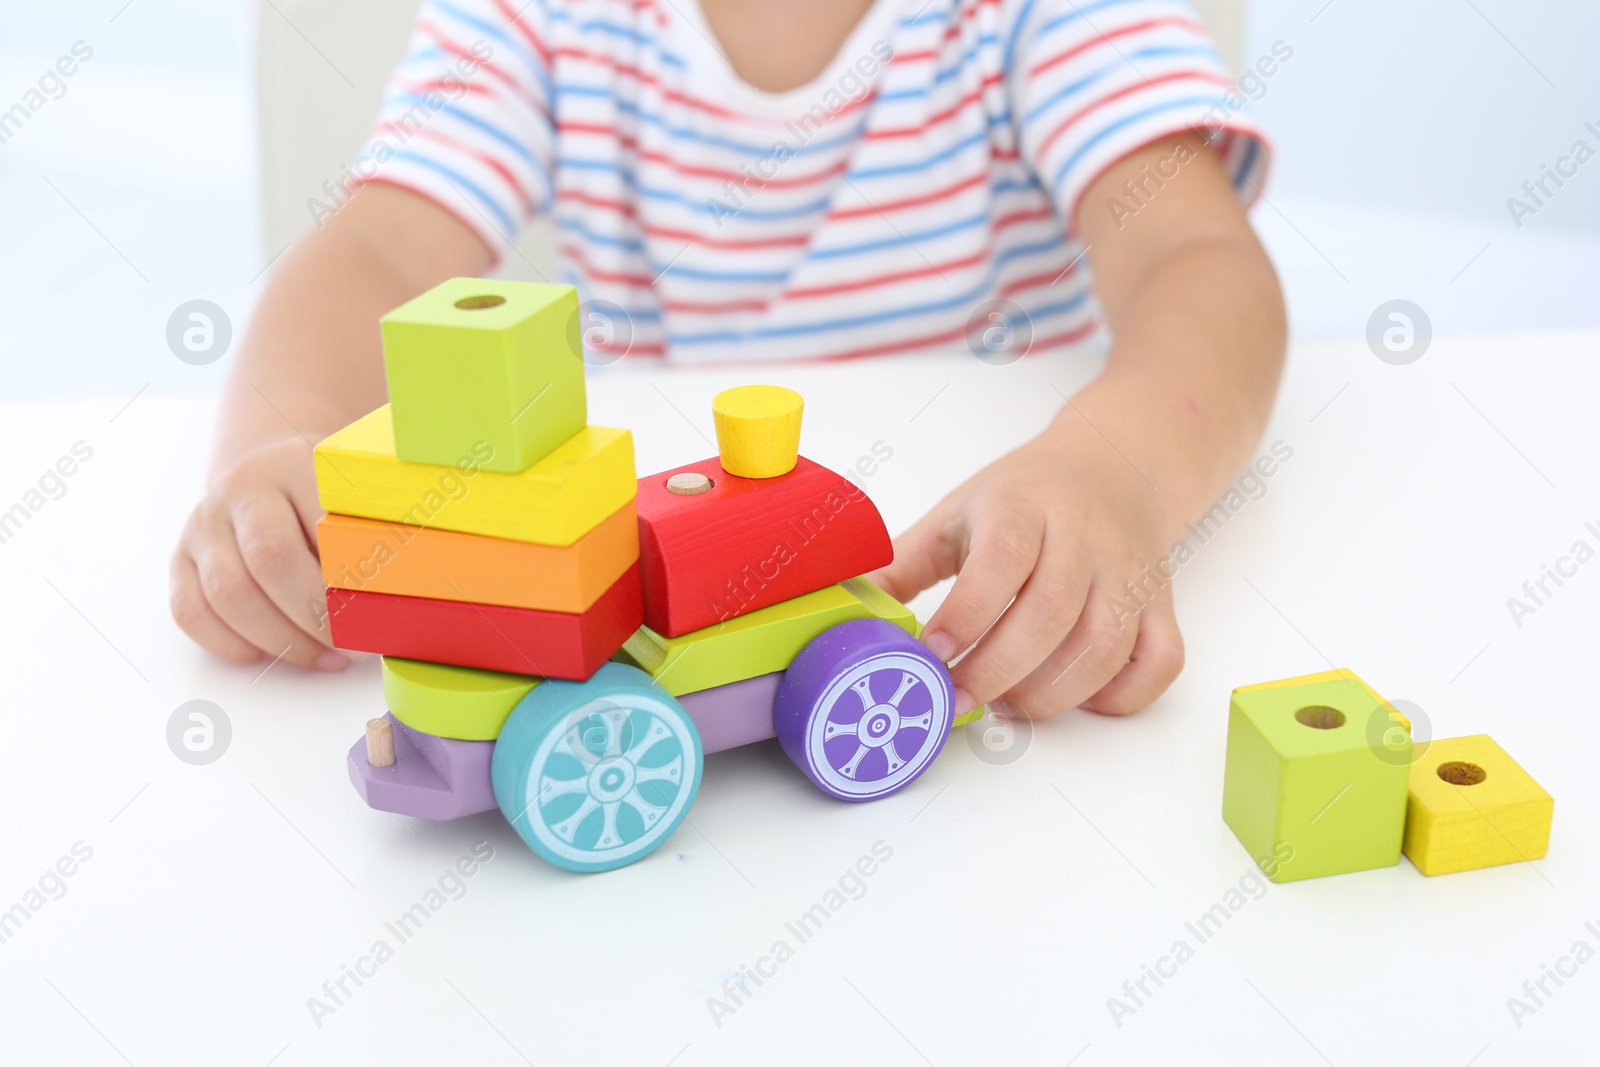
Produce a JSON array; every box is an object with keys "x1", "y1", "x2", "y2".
[
  {"x1": 354, "y1": 0, "x2": 556, "y2": 258},
  {"x1": 1003, "y1": 0, "x2": 1273, "y2": 228}
]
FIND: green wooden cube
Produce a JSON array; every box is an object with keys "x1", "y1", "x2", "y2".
[
  {"x1": 1222, "y1": 669, "x2": 1410, "y2": 882},
  {"x1": 381, "y1": 278, "x2": 585, "y2": 474}
]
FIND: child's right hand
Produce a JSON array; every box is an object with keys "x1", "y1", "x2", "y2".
[{"x1": 170, "y1": 436, "x2": 346, "y2": 671}]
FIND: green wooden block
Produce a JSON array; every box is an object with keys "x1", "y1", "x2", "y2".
[
  {"x1": 381, "y1": 278, "x2": 586, "y2": 474},
  {"x1": 1221, "y1": 670, "x2": 1410, "y2": 882},
  {"x1": 382, "y1": 656, "x2": 539, "y2": 741},
  {"x1": 616, "y1": 577, "x2": 916, "y2": 697}
]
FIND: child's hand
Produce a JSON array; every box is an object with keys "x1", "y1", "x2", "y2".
[
  {"x1": 868, "y1": 415, "x2": 1184, "y2": 719},
  {"x1": 170, "y1": 437, "x2": 345, "y2": 671}
]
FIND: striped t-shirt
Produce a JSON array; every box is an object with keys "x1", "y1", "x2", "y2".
[{"x1": 357, "y1": 0, "x2": 1269, "y2": 364}]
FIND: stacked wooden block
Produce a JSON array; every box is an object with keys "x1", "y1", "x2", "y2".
[
  {"x1": 1222, "y1": 669, "x2": 1553, "y2": 882},
  {"x1": 314, "y1": 278, "x2": 643, "y2": 681}
]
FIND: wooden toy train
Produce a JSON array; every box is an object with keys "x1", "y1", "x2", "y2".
[{"x1": 314, "y1": 278, "x2": 980, "y2": 873}]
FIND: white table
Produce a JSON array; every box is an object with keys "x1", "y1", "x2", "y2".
[{"x1": 1, "y1": 334, "x2": 1595, "y2": 1066}]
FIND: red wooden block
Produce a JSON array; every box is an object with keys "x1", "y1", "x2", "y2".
[
  {"x1": 326, "y1": 564, "x2": 643, "y2": 680},
  {"x1": 635, "y1": 456, "x2": 893, "y2": 637}
]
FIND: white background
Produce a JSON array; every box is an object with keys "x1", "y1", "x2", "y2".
[{"x1": 2, "y1": 1, "x2": 1598, "y2": 1065}]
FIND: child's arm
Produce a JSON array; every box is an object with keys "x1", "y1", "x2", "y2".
[
  {"x1": 171, "y1": 185, "x2": 491, "y2": 669},
  {"x1": 871, "y1": 132, "x2": 1286, "y2": 719}
]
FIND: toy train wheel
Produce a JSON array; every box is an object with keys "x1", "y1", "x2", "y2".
[
  {"x1": 776, "y1": 618, "x2": 954, "y2": 802},
  {"x1": 491, "y1": 663, "x2": 702, "y2": 873}
]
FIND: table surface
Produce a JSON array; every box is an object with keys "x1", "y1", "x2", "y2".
[{"x1": 1, "y1": 333, "x2": 1596, "y2": 1066}]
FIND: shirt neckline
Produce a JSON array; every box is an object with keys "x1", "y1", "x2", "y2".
[{"x1": 666, "y1": 0, "x2": 905, "y2": 119}]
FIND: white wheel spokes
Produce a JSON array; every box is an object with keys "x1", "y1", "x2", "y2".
[
  {"x1": 806, "y1": 651, "x2": 952, "y2": 798},
  {"x1": 633, "y1": 756, "x2": 683, "y2": 786},
  {"x1": 596, "y1": 801, "x2": 621, "y2": 848},
  {"x1": 824, "y1": 719, "x2": 859, "y2": 741},
  {"x1": 621, "y1": 786, "x2": 667, "y2": 827},
  {"x1": 899, "y1": 711, "x2": 932, "y2": 732},
  {"x1": 545, "y1": 723, "x2": 686, "y2": 846},
  {"x1": 539, "y1": 774, "x2": 590, "y2": 801},
  {"x1": 552, "y1": 795, "x2": 600, "y2": 843},
  {"x1": 888, "y1": 671, "x2": 920, "y2": 708},
  {"x1": 624, "y1": 715, "x2": 673, "y2": 764}
]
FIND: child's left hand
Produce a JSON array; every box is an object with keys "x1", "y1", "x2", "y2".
[{"x1": 868, "y1": 409, "x2": 1184, "y2": 720}]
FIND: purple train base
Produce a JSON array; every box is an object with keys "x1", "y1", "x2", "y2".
[{"x1": 349, "y1": 619, "x2": 961, "y2": 872}]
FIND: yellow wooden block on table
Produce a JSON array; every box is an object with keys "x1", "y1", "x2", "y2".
[
  {"x1": 313, "y1": 405, "x2": 635, "y2": 546},
  {"x1": 1403, "y1": 734, "x2": 1553, "y2": 876},
  {"x1": 711, "y1": 385, "x2": 803, "y2": 478},
  {"x1": 617, "y1": 576, "x2": 914, "y2": 696}
]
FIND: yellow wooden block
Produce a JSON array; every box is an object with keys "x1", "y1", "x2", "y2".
[
  {"x1": 1403, "y1": 734, "x2": 1552, "y2": 876},
  {"x1": 711, "y1": 385, "x2": 803, "y2": 478},
  {"x1": 313, "y1": 405, "x2": 635, "y2": 546},
  {"x1": 617, "y1": 576, "x2": 914, "y2": 696}
]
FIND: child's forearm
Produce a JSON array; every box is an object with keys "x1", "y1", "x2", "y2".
[
  {"x1": 210, "y1": 185, "x2": 491, "y2": 478},
  {"x1": 1055, "y1": 235, "x2": 1286, "y2": 541},
  {"x1": 1065, "y1": 136, "x2": 1287, "y2": 542}
]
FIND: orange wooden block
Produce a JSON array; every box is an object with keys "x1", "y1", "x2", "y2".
[{"x1": 317, "y1": 500, "x2": 638, "y2": 614}]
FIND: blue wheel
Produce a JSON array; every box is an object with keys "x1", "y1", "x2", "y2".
[{"x1": 491, "y1": 663, "x2": 702, "y2": 873}]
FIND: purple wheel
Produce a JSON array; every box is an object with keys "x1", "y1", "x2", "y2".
[{"x1": 776, "y1": 618, "x2": 954, "y2": 802}]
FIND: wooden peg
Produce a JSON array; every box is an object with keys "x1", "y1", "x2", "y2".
[
  {"x1": 666, "y1": 472, "x2": 713, "y2": 495},
  {"x1": 366, "y1": 717, "x2": 397, "y2": 768}
]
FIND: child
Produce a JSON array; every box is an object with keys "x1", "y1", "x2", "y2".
[{"x1": 171, "y1": 0, "x2": 1284, "y2": 721}]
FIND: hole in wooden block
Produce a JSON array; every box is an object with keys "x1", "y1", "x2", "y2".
[
  {"x1": 1436, "y1": 760, "x2": 1487, "y2": 786},
  {"x1": 454, "y1": 294, "x2": 507, "y2": 310},
  {"x1": 666, "y1": 472, "x2": 714, "y2": 495},
  {"x1": 1294, "y1": 705, "x2": 1346, "y2": 730}
]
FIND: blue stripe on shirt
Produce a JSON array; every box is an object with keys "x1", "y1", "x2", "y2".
[
  {"x1": 389, "y1": 150, "x2": 518, "y2": 234},
  {"x1": 667, "y1": 242, "x2": 1084, "y2": 344},
  {"x1": 433, "y1": 0, "x2": 553, "y2": 99},
  {"x1": 1049, "y1": 95, "x2": 1229, "y2": 193},
  {"x1": 1022, "y1": 46, "x2": 1221, "y2": 125}
]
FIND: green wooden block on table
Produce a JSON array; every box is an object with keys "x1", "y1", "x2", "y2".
[
  {"x1": 382, "y1": 278, "x2": 586, "y2": 474},
  {"x1": 382, "y1": 657, "x2": 540, "y2": 741},
  {"x1": 1221, "y1": 669, "x2": 1410, "y2": 882},
  {"x1": 617, "y1": 577, "x2": 916, "y2": 697}
]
